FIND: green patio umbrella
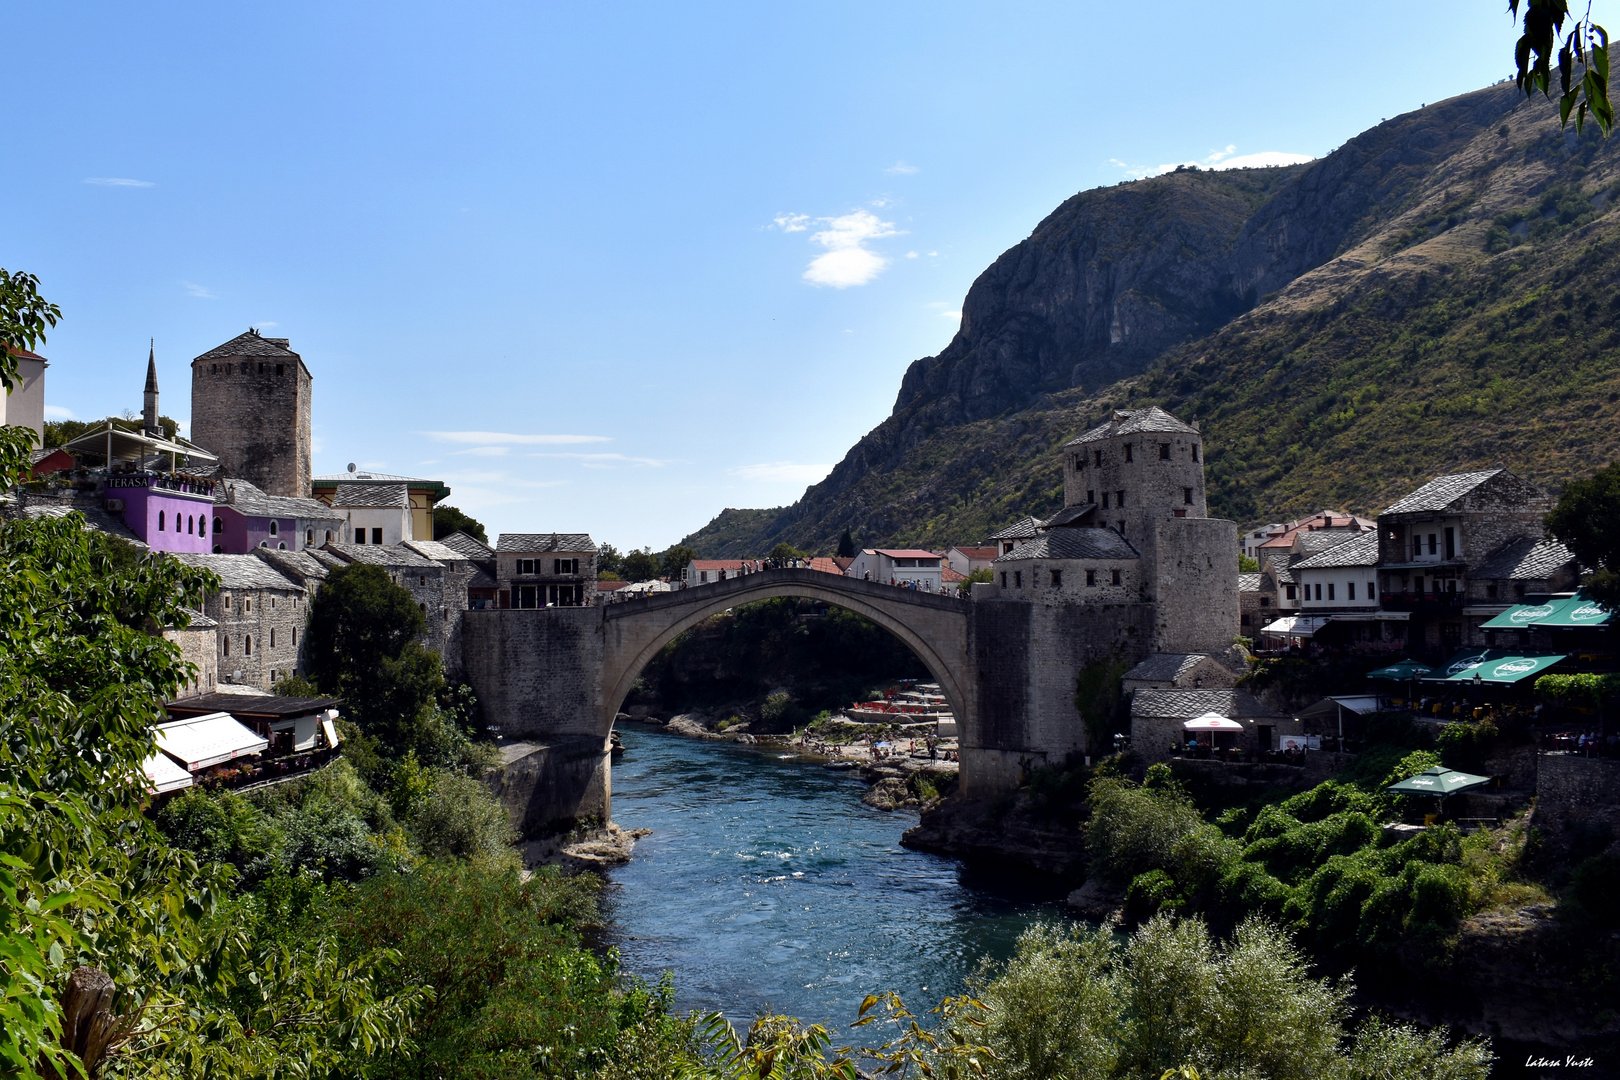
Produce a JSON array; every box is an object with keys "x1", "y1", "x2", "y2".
[
  {"x1": 1385, "y1": 765, "x2": 1492, "y2": 797},
  {"x1": 1368, "y1": 659, "x2": 1434, "y2": 681}
]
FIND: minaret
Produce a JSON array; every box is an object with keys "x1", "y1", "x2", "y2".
[{"x1": 142, "y1": 340, "x2": 159, "y2": 437}]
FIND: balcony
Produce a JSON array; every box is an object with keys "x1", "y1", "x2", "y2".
[
  {"x1": 104, "y1": 470, "x2": 218, "y2": 499},
  {"x1": 1380, "y1": 591, "x2": 1466, "y2": 612}
]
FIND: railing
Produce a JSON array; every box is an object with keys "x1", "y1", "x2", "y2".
[
  {"x1": 194, "y1": 748, "x2": 338, "y2": 792},
  {"x1": 104, "y1": 471, "x2": 217, "y2": 498}
]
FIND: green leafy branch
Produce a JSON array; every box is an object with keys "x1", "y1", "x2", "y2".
[{"x1": 1512, "y1": 0, "x2": 1613, "y2": 133}]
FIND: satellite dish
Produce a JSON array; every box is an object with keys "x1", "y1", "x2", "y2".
[{"x1": 347, "y1": 462, "x2": 356, "y2": 472}]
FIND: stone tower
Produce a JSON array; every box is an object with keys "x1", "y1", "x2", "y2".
[
  {"x1": 190, "y1": 330, "x2": 313, "y2": 497},
  {"x1": 142, "y1": 340, "x2": 160, "y2": 437}
]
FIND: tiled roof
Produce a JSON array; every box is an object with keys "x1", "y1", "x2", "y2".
[
  {"x1": 942, "y1": 566, "x2": 966, "y2": 583},
  {"x1": 331, "y1": 483, "x2": 408, "y2": 508},
  {"x1": 253, "y1": 548, "x2": 331, "y2": 583},
  {"x1": 1123, "y1": 654, "x2": 1211, "y2": 683},
  {"x1": 171, "y1": 607, "x2": 218, "y2": 630},
  {"x1": 325, "y1": 543, "x2": 442, "y2": 568},
  {"x1": 1474, "y1": 537, "x2": 1578, "y2": 581},
  {"x1": 1266, "y1": 564, "x2": 1296, "y2": 585},
  {"x1": 307, "y1": 548, "x2": 347, "y2": 570},
  {"x1": 689, "y1": 559, "x2": 758, "y2": 571},
  {"x1": 193, "y1": 330, "x2": 299, "y2": 362},
  {"x1": 1130, "y1": 688, "x2": 1282, "y2": 720},
  {"x1": 312, "y1": 470, "x2": 437, "y2": 484},
  {"x1": 1292, "y1": 530, "x2": 1360, "y2": 556},
  {"x1": 220, "y1": 478, "x2": 343, "y2": 521},
  {"x1": 1238, "y1": 573, "x2": 1263, "y2": 592},
  {"x1": 1291, "y1": 530, "x2": 1380, "y2": 569},
  {"x1": 435, "y1": 530, "x2": 495, "y2": 559},
  {"x1": 597, "y1": 580, "x2": 631, "y2": 592},
  {"x1": 996, "y1": 529, "x2": 1139, "y2": 562},
  {"x1": 987, "y1": 516, "x2": 1044, "y2": 541},
  {"x1": 468, "y1": 566, "x2": 498, "y2": 590},
  {"x1": 170, "y1": 552, "x2": 302, "y2": 591},
  {"x1": 949, "y1": 546, "x2": 1000, "y2": 560},
  {"x1": 874, "y1": 549, "x2": 942, "y2": 559},
  {"x1": 402, "y1": 539, "x2": 470, "y2": 563},
  {"x1": 1044, "y1": 504, "x2": 1098, "y2": 528},
  {"x1": 1065, "y1": 406, "x2": 1197, "y2": 446},
  {"x1": 807, "y1": 556, "x2": 845, "y2": 575},
  {"x1": 1381, "y1": 470, "x2": 1502, "y2": 515},
  {"x1": 497, "y1": 533, "x2": 598, "y2": 553}
]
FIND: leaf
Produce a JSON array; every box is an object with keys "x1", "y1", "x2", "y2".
[{"x1": 857, "y1": 993, "x2": 880, "y2": 1018}]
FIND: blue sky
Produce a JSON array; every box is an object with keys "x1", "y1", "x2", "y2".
[{"x1": 5, "y1": 2, "x2": 1517, "y2": 551}]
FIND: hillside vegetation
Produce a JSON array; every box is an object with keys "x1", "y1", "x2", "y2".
[{"x1": 684, "y1": 80, "x2": 1620, "y2": 555}]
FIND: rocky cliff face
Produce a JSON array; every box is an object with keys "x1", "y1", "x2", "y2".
[{"x1": 686, "y1": 80, "x2": 1620, "y2": 556}]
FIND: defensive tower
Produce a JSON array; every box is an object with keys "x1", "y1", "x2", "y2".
[{"x1": 190, "y1": 329, "x2": 313, "y2": 497}]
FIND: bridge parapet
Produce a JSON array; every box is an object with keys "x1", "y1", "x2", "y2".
[{"x1": 603, "y1": 567, "x2": 968, "y2": 620}]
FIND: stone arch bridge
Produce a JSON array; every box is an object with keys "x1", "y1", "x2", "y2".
[{"x1": 463, "y1": 568, "x2": 1150, "y2": 835}]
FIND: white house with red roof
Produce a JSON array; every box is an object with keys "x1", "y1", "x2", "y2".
[
  {"x1": 845, "y1": 548, "x2": 945, "y2": 591},
  {"x1": 682, "y1": 558, "x2": 761, "y2": 587}
]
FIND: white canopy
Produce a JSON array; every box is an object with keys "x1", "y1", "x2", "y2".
[
  {"x1": 142, "y1": 752, "x2": 195, "y2": 794},
  {"x1": 155, "y1": 712, "x2": 268, "y2": 771},
  {"x1": 1183, "y1": 713, "x2": 1246, "y2": 732},
  {"x1": 61, "y1": 420, "x2": 218, "y2": 466},
  {"x1": 1259, "y1": 616, "x2": 1331, "y2": 638}
]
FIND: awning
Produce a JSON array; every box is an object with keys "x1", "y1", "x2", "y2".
[
  {"x1": 1482, "y1": 595, "x2": 1613, "y2": 629},
  {"x1": 1183, "y1": 713, "x2": 1246, "y2": 732},
  {"x1": 1259, "y1": 616, "x2": 1331, "y2": 637},
  {"x1": 142, "y1": 752, "x2": 194, "y2": 794},
  {"x1": 1368, "y1": 659, "x2": 1434, "y2": 681},
  {"x1": 1426, "y1": 650, "x2": 1567, "y2": 684},
  {"x1": 154, "y1": 712, "x2": 269, "y2": 771},
  {"x1": 1386, "y1": 765, "x2": 1492, "y2": 797},
  {"x1": 320, "y1": 715, "x2": 341, "y2": 749},
  {"x1": 1325, "y1": 612, "x2": 1411, "y2": 622},
  {"x1": 61, "y1": 421, "x2": 218, "y2": 465}
]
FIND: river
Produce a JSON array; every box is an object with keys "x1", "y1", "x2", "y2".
[{"x1": 601, "y1": 723, "x2": 1075, "y2": 1030}]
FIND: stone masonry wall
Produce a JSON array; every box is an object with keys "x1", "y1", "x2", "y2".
[
  {"x1": 207, "y1": 586, "x2": 309, "y2": 690},
  {"x1": 1064, "y1": 429, "x2": 1206, "y2": 534},
  {"x1": 1150, "y1": 516, "x2": 1239, "y2": 654},
  {"x1": 1533, "y1": 753, "x2": 1620, "y2": 864},
  {"x1": 461, "y1": 607, "x2": 605, "y2": 739},
  {"x1": 191, "y1": 355, "x2": 312, "y2": 498},
  {"x1": 164, "y1": 625, "x2": 219, "y2": 698}
]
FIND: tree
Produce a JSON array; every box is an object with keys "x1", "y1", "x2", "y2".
[
  {"x1": 596, "y1": 542, "x2": 624, "y2": 577},
  {"x1": 1545, "y1": 461, "x2": 1620, "y2": 610},
  {"x1": 304, "y1": 563, "x2": 432, "y2": 738},
  {"x1": 661, "y1": 544, "x2": 697, "y2": 581},
  {"x1": 1511, "y1": 0, "x2": 1612, "y2": 134},
  {"x1": 960, "y1": 566, "x2": 993, "y2": 595},
  {"x1": 1239, "y1": 554, "x2": 1260, "y2": 572},
  {"x1": 432, "y1": 505, "x2": 487, "y2": 544},
  {"x1": 771, "y1": 542, "x2": 809, "y2": 562},
  {"x1": 623, "y1": 547, "x2": 662, "y2": 582},
  {"x1": 836, "y1": 530, "x2": 857, "y2": 558}
]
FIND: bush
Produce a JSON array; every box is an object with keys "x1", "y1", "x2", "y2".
[
  {"x1": 1436, "y1": 720, "x2": 1498, "y2": 774},
  {"x1": 1126, "y1": 869, "x2": 1183, "y2": 921},
  {"x1": 409, "y1": 771, "x2": 519, "y2": 866},
  {"x1": 1085, "y1": 777, "x2": 1206, "y2": 884}
]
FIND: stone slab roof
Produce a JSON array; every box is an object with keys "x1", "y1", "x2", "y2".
[
  {"x1": 312, "y1": 469, "x2": 437, "y2": 484},
  {"x1": 172, "y1": 608, "x2": 217, "y2": 630},
  {"x1": 1381, "y1": 470, "x2": 1502, "y2": 515},
  {"x1": 1291, "y1": 530, "x2": 1380, "y2": 569},
  {"x1": 1238, "y1": 573, "x2": 1262, "y2": 592},
  {"x1": 331, "y1": 483, "x2": 408, "y2": 508},
  {"x1": 987, "y1": 515, "x2": 1044, "y2": 541},
  {"x1": 170, "y1": 552, "x2": 302, "y2": 591},
  {"x1": 497, "y1": 532, "x2": 598, "y2": 553},
  {"x1": 1292, "y1": 530, "x2": 1360, "y2": 557},
  {"x1": 307, "y1": 549, "x2": 346, "y2": 570},
  {"x1": 1474, "y1": 537, "x2": 1578, "y2": 581},
  {"x1": 193, "y1": 330, "x2": 300, "y2": 362},
  {"x1": 1124, "y1": 654, "x2": 1210, "y2": 683},
  {"x1": 402, "y1": 539, "x2": 471, "y2": 563},
  {"x1": 435, "y1": 530, "x2": 496, "y2": 559},
  {"x1": 1131, "y1": 688, "x2": 1283, "y2": 720},
  {"x1": 219, "y1": 478, "x2": 343, "y2": 521},
  {"x1": 253, "y1": 548, "x2": 331, "y2": 584},
  {"x1": 996, "y1": 529, "x2": 1139, "y2": 562},
  {"x1": 325, "y1": 543, "x2": 442, "y2": 568},
  {"x1": 1044, "y1": 504, "x2": 1098, "y2": 528},
  {"x1": 468, "y1": 566, "x2": 498, "y2": 590},
  {"x1": 21, "y1": 502, "x2": 145, "y2": 546},
  {"x1": 1065, "y1": 406, "x2": 1197, "y2": 446}
]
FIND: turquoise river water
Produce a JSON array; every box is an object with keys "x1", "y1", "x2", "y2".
[{"x1": 601, "y1": 724, "x2": 1074, "y2": 1029}]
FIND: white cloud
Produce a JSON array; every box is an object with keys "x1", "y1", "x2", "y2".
[
  {"x1": 451, "y1": 446, "x2": 511, "y2": 457},
  {"x1": 905, "y1": 251, "x2": 919, "y2": 259},
  {"x1": 254, "y1": 320, "x2": 278, "y2": 329},
  {"x1": 43, "y1": 404, "x2": 76, "y2": 420},
  {"x1": 85, "y1": 177, "x2": 153, "y2": 187},
  {"x1": 1109, "y1": 144, "x2": 1314, "y2": 180},
  {"x1": 730, "y1": 462, "x2": 834, "y2": 484},
  {"x1": 772, "y1": 213, "x2": 810, "y2": 233},
  {"x1": 802, "y1": 209, "x2": 901, "y2": 288},
  {"x1": 424, "y1": 430, "x2": 611, "y2": 445},
  {"x1": 886, "y1": 161, "x2": 919, "y2": 175},
  {"x1": 532, "y1": 452, "x2": 669, "y2": 468},
  {"x1": 182, "y1": 281, "x2": 215, "y2": 299}
]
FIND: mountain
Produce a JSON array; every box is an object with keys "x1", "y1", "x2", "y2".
[{"x1": 684, "y1": 80, "x2": 1620, "y2": 556}]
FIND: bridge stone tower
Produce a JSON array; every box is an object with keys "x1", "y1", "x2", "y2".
[{"x1": 190, "y1": 330, "x2": 313, "y2": 497}]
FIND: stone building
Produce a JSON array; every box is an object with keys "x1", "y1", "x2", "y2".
[
  {"x1": 171, "y1": 553, "x2": 310, "y2": 690},
  {"x1": 1374, "y1": 468, "x2": 1558, "y2": 653},
  {"x1": 1289, "y1": 530, "x2": 1409, "y2": 647},
  {"x1": 1464, "y1": 536, "x2": 1580, "y2": 647},
  {"x1": 403, "y1": 538, "x2": 482, "y2": 676},
  {"x1": 212, "y1": 478, "x2": 345, "y2": 554},
  {"x1": 324, "y1": 543, "x2": 457, "y2": 665},
  {"x1": 328, "y1": 483, "x2": 414, "y2": 546},
  {"x1": 190, "y1": 330, "x2": 313, "y2": 498},
  {"x1": 435, "y1": 530, "x2": 499, "y2": 610},
  {"x1": 496, "y1": 533, "x2": 597, "y2": 608},
  {"x1": 163, "y1": 609, "x2": 219, "y2": 699},
  {"x1": 1130, "y1": 688, "x2": 1290, "y2": 762}
]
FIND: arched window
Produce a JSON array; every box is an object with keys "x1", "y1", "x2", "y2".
[
  {"x1": 244, "y1": 635, "x2": 252, "y2": 656},
  {"x1": 157, "y1": 510, "x2": 165, "y2": 531},
  {"x1": 213, "y1": 517, "x2": 222, "y2": 534},
  {"x1": 187, "y1": 515, "x2": 194, "y2": 534},
  {"x1": 325, "y1": 530, "x2": 333, "y2": 542},
  {"x1": 278, "y1": 541, "x2": 287, "y2": 550},
  {"x1": 269, "y1": 520, "x2": 279, "y2": 536},
  {"x1": 260, "y1": 540, "x2": 269, "y2": 548},
  {"x1": 306, "y1": 529, "x2": 314, "y2": 545}
]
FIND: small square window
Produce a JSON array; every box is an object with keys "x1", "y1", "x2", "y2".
[
  {"x1": 1014, "y1": 571, "x2": 1022, "y2": 588},
  {"x1": 1159, "y1": 443, "x2": 1171, "y2": 460},
  {"x1": 1111, "y1": 568, "x2": 1122, "y2": 586},
  {"x1": 1116, "y1": 490, "x2": 1126, "y2": 507},
  {"x1": 1000, "y1": 572, "x2": 1007, "y2": 587},
  {"x1": 1184, "y1": 487, "x2": 1193, "y2": 505},
  {"x1": 372, "y1": 528, "x2": 383, "y2": 545},
  {"x1": 1086, "y1": 569, "x2": 1096, "y2": 587},
  {"x1": 1190, "y1": 444, "x2": 1199, "y2": 462},
  {"x1": 1093, "y1": 450, "x2": 1102, "y2": 467},
  {"x1": 1087, "y1": 490, "x2": 1095, "y2": 504},
  {"x1": 1049, "y1": 569, "x2": 1062, "y2": 588},
  {"x1": 1124, "y1": 444, "x2": 1133, "y2": 462}
]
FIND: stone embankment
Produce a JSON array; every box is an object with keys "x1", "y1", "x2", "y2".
[{"x1": 521, "y1": 820, "x2": 651, "y2": 874}]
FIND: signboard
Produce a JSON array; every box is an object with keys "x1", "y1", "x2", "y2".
[{"x1": 1277, "y1": 734, "x2": 1320, "y2": 752}]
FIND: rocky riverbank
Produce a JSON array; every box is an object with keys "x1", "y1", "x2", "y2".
[{"x1": 520, "y1": 820, "x2": 652, "y2": 873}]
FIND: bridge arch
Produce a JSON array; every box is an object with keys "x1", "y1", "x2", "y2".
[{"x1": 600, "y1": 568, "x2": 972, "y2": 737}]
